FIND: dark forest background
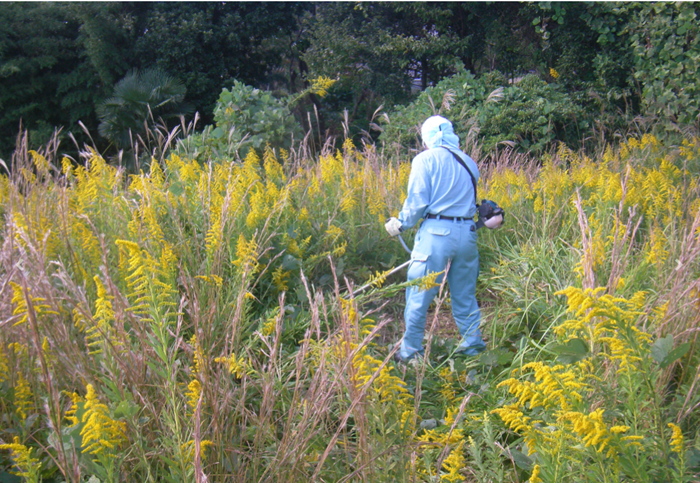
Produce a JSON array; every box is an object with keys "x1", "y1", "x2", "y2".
[{"x1": 1, "y1": 2, "x2": 698, "y2": 161}]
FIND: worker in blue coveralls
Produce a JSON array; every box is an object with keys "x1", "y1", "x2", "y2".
[{"x1": 385, "y1": 115, "x2": 485, "y2": 362}]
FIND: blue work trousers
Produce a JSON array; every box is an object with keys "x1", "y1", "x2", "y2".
[{"x1": 400, "y1": 218, "x2": 483, "y2": 360}]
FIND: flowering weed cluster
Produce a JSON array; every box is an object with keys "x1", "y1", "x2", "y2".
[{"x1": 0, "y1": 132, "x2": 699, "y2": 482}]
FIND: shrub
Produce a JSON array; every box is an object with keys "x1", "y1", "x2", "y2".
[{"x1": 381, "y1": 70, "x2": 589, "y2": 155}]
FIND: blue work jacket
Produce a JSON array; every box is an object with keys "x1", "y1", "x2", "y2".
[{"x1": 397, "y1": 147, "x2": 479, "y2": 229}]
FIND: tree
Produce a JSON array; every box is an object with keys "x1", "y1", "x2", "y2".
[
  {"x1": 133, "y1": 3, "x2": 313, "y2": 126},
  {"x1": 0, "y1": 3, "x2": 98, "y2": 159},
  {"x1": 625, "y1": 2, "x2": 700, "y2": 128},
  {"x1": 97, "y1": 68, "x2": 192, "y2": 150}
]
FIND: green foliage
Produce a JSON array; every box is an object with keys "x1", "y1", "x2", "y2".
[
  {"x1": 0, "y1": 3, "x2": 311, "y2": 160},
  {"x1": 70, "y1": 2, "x2": 141, "y2": 90},
  {"x1": 2, "y1": 125, "x2": 700, "y2": 481},
  {"x1": 381, "y1": 70, "x2": 588, "y2": 154},
  {"x1": 214, "y1": 82, "x2": 302, "y2": 153},
  {"x1": 581, "y1": 2, "x2": 700, "y2": 132},
  {"x1": 177, "y1": 81, "x2": 303, "y2": 161},
  {"x1": 302, "y1": 3, "x2": 472, "y2": 138},
  {"x1": 97, "y1": 68, "x2": 192, "y2": 150},
  {"x1": 0, "y1": 3, "x2": 98, "y2": 158},
  {"x1": 133, "y1": 3, "x2": 312, "y2": 121},
  {"x1": 4, "y1": 1, "x2": 700, "y2": 162},
  {"x1": 479, "y1": 74, "x2": 588, "y2": 152},
  {"x1": 625, "y1": 2, "x2": 700, "y2": 127}
]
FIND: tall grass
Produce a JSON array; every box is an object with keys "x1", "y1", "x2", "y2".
[{"x1": 1, "y1": 130, "x2": 699, "y2": 482}]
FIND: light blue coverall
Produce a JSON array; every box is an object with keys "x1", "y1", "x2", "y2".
[{"x1": 397, "y1": 116, "x2": 485, "y2": 360}]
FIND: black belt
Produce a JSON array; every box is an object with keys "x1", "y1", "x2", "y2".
[{"x1": 425, "y1": 213, "x2": 470, "y2": 222}]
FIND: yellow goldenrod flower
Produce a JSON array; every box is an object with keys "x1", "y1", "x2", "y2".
[
  {"x1": 115, "y1": 239, "x2": 178, "y2": 318},
  {"x1": 190, "y1": 335, "x2": 204, "y2": 375},
  {"x1": 653, "y1": 301, "x2": 670, "y2": 323},
  {"x1": 80, "y1": 384, "x2": 126, "y2": 455},
  {"x1": 668, "y1": 423, "x2": 684, "y2": 454},
  {"x1": 366, "y1": 268, "x2": 393, "y2": 289},
  {"x1": 0, "y1": 436, "x2": 42, "y2": 482},
  {"x1": 272, "y1": 265, "x2": 291, "y2": 292},
  {"x1": 195, "y1": 275, "x2": 223, "y2": 286},
  {"x1": 331, "y1": 241, "x2": 347, "y2": 257},
  {"x1": 529, "y1": 464, "x2": 542, "y2": 483},
  {"x1": 310, "y1": 76, "x2": 336, "y2": 98},
  {"x1": 215, "y1": 352, "x2": 247, "y2": 379},
  {"x1": 185, "y1": 379, "x2": 201, "y2": 410},
  {"x1": 444, "y1": 407, "x2": 460, "y2": 426},
  {"x1": 412, "y1": 270, "x2": 444, "y2": 292},
  {"x1": 86, "y1": 276, "x2": 119, "y2": 355},
  {"x1": 645, "y1": 223, "x2": 669, "y2": 266},
  {"x1": 9, "y1": 281, "x2": 57, "y2": 327},
  {"x1": 65, "y1": 391, "x2": 84, "y2": 426},
  {"x1": 7, "y1": 342, "x2": 28, "y2": 358},
  {"x1": 232, "y1": 234, "x2": 260, "y2": 275},
  {"x1": 440, "y1": 440, "x2": 465, "y2": 482},
  {"x1": 180, "y1": 439, "x2": 214, "y2": 465},
  {"x1": 324, "y1": 224, "x2": 344, "y2": 244},
  {"x1": 0, "y1": 345, "x2": 9, "y2": 383},
  {"x1": 205, "y1": 204, "x2": 223, "y2": 258},
  {"x1": 14, "y1": 373, "x2": 33, "y2": 421},
  {"x1": 62, "y1": 156, "x2": 73, "y2": 175}
]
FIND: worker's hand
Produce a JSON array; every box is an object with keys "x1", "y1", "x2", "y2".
[{"x1": 384, "y1": 217, "x2": 403, "y2": 237}]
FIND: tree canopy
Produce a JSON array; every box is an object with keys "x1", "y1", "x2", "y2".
[{"x1": 1, "y1": 2, "x2": 698, "y2": 160}]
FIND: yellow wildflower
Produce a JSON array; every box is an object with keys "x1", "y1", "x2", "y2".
[
  {"x1": 0, "y1": 345, "x2": 9, "y2": 383},
  {"x1": 668, "y1": 423, "x2": 684, "y2": 455},
  {"x1": 310, "y1": 76, "x2": 336, "y2": 98},
  {"x1": 14, "y1": 373, "x2": 33, "y2": 421},
  {"x1": 185, "y1": 379, "x2": 201, "y2": 410},
  {"x1": 232, "y1": 234, "x2": 260, "y2": 275},
  {"x1": 272, "y1": 266, "x2": 290, "y2": 292},
  {"x1": 0, "y1": 436, "x2": 42, "y2": 482},
  {"x1": 190, "y1": 335, "x2": 204, "y2": 375},
  {"x1": 215, "y1": 352, "x2": 247, "y2": 378},
  {"x1": 558, "y1": 408, "x2": 633, "y2": 458},
  {"x1": 324, "y1": 224, "x2": 344, "y2": 245},
  {"x1": 444, "y1": 407, "x2": 460, "y2": 426},
  {"x1": 529, "y1": 464, "x2": 542, "y2": 483},
  {"x1": 645, "y1": 224, "x2": 669, "y2": 265},
  {"x1": 10, "y1": 281, "x2": 57, "y2": 326},
  {"x1": 62, "y1": 156, "x2": 73, "y2": 175},
  {"x1": 115, "y1": 239, "x2": 178, "y2": 318},
  {"x1": 80, "y1": 384, "x2": 126, "y2": 455},
  {"x1": 549, "y1": 68, "x2": 559, "y2": 79},
  {"x1": 367, "y1": 268, "x2": 393, "y2": 289},
  {"x1": 86, "y1": 275, "x2": 118, "y2": 354},
  {"x1": 414, "y1": 270, "x2": 444, "y2": 292},
  {"x1": 65, "y1": 391, "x2": 84, "y2": 426},
  {"x1": 331, "y1": 241, "x2": 347, "y2": 257},
  {"x1": 195, "y1": 275, "x2": 223, "y2": 286},
  {"x1": 441, "y1": 440, "x2": 465, "y2": 482},
  {"x1": 180, "y1": 439, "x2": 215, "y2": 465}
]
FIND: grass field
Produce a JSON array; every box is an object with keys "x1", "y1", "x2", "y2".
[{"x1": 1, "y1": 134, "x2": 699, "y2": 482}]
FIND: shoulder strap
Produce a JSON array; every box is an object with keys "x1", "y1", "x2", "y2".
[{"x1": 440, "y1": 147, "x2": 477, "y2": 206}]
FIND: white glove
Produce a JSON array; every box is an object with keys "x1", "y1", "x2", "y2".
[{"x1": 384, "y1": 217, "x2": 403, "y2": 237}]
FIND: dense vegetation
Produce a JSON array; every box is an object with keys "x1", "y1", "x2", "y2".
[
  {"x1": 2, "y1": 2, "x2": 699, "y2": 161},
  {"x1": 2, "y1": 125, "x2": 700, "y2": 483},
  {"x1": 2, "y1": 2, "x2": 700, "y2": 483}
]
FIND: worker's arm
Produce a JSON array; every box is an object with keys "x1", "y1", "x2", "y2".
[{"x1": 397, "y1": 157, "x2": 431, "y2": 229}]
